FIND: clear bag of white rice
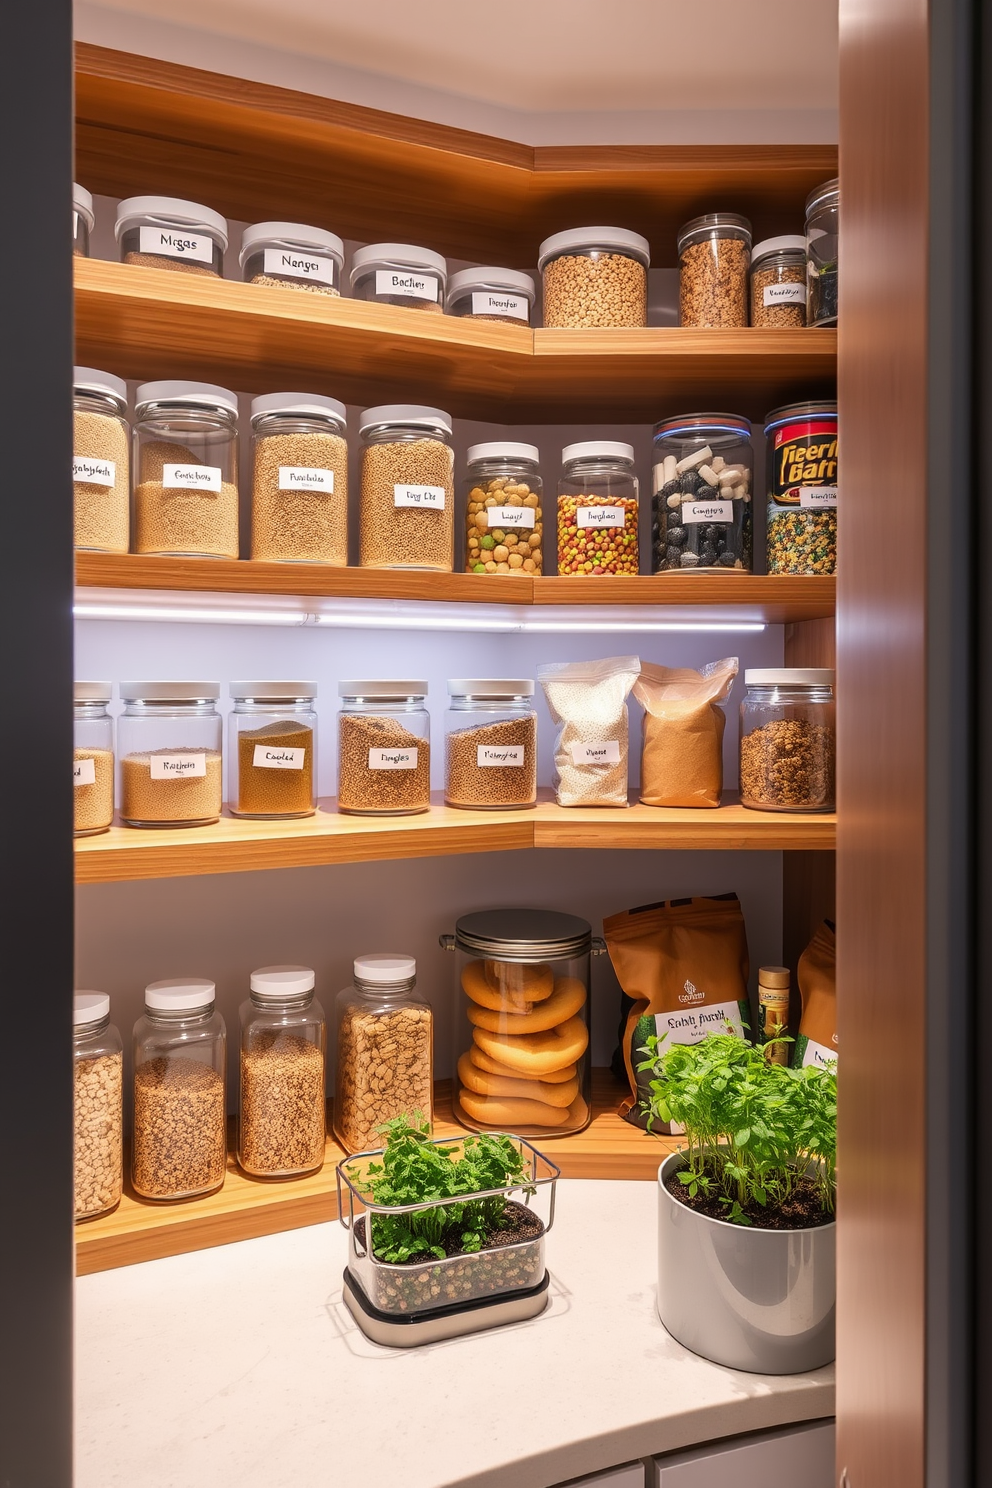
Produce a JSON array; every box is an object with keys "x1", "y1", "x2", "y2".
[{"x1": 538, "y1": 655, "x2": 640, "y2": 807}]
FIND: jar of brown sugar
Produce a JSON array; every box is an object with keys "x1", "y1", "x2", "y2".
[
  {"x1": 115, "y1": 195, "x2": 227, "y2": 277},
  {"x1": 74, "y1": 681, "x2": 114, "y2": 837},
  {"x1": 445, "y1": 680, "x2": 537, "y2": 810},
  {"x1": 133, "y1": 381, "x2": 239, "y2": 559},
  {"x1": 240, "y1": 221, "x2": 344, "y2": 297},
  {"x1": 446, "y1": 266, "x2": 536, "y2": 325},
  {"x1": 73, "y1": 367, "x2": 129, "y2": 553},
  {"x1": 238, "y1": 966, "x2": 326, "y2": 1178},
  {"x1": 749, "y1": 236, "x2": 807, "y2": 327},
  {"x1": 539, "y1": 227, "x2": 649, "y2": 328},
  {"x1": 229, "y1": 681, "x2": 318, "y2": 819},
  {"x1": 118, "y1": 681, "x2": 222, "y2": 828},
  {"x1": 333, "y1": 954, "x2": 433, "y2": 1154},
  {"x1": 337, "y1": 680, "x2": 431, "y2": 816},
  {"x1": 359, "y1": 405, "x2": 454, "y2": 571},
  {"x1": 250, "y1": 393, "x2": 348, "y2": 565},
  {"x1": 678, "y1": 213, "x2": 752, "y2": 328}
]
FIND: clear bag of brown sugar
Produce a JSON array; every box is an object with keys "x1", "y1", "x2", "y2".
[{"x1": 633, "y1": 657, "x2": 738, "y2": 808}]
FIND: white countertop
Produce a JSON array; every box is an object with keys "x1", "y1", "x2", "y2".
[{"x1": 75, "y1": 1179, "x2": 834, "y2": 1488}]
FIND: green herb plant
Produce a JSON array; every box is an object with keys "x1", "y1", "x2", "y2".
[
  {"x1": 347, "y1": 1113, "x2": 535, "y2": 1263},
  {"x1": 638, "y1": 1033, "x2": 836, "y2": 1226}
]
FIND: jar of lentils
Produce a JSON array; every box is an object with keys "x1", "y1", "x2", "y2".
[
  {"x1": 539, "y1": 227, "x2": 650, "y2": 328},
  {"x1": 337, "y1": 680, "x2": 431, "y2": 816},
  {"x1": 229, "y1": 681, "x2": 318, "y2": 819},
  {"x1": 333, "y1": 954, "x2": 433, "y2": 1155},
  {"x1": 557, "y1": 441, "x2": 639, "y2": 576},
  {"x1": 73, "y1": 183, "x2": 94, "y2": 257},
  {"x1": 118, "y1": 681, "x2": 223, "y2": 828},
  {"x1": 133, "y1": 381, "x2": 239, "y2": 559},
  {"x1": 739, "y1": 669, "x2": 836, "y2": 813},
  {"x1": 678, "y1": 213, "x2": 752, "y2": 328},
  {"x1": 464, "y1": 442, "x2": 543, "y2": 576},
  {"x1": 445, "y1": 680, "x2": 537, "y2": 810},
  {"x1": 239, "y1": 221, "x2": 343, "y2": 297},
  {"x1": 805, "y1": 178, "x2": 839, "y2": 327},
  {"x1": 73, "y1": 367, "x2": 130, "y2": 554},
  {"x1": 749, "y1": 236, "x2": 807, "y2": 327},
  {"x1": 238, "y1": 966, "x2": 326, "y2": 1178},
  {"x1": 73, "y1": 992, "x2": 123, "y2": 1221},
  {"x1": 250, "y1": 392, "x2": 348, "y2": 565},
  {"x1": 359, "y1": 405, "x2": 454, "y2": 571},
  {"x1": 652, "y1": 414, "x2": 753, "y2": 573},
  {"x1": 765, "y1": 401, "x2": 838, "y2": 574},
  {"x1": 350, "y1": 243, "x2": 446, "y2": 313},
  {"x1": 115, "y1": 195, "x2": 227, "y2": 277},
  {"x1": 74, "y1": 681, "x2": 115, "y2": 837},
  {"x1": 447, "y1": 266, "x2": 535, "y2": 325}
]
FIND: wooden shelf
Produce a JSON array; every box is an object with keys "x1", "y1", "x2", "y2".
[{"x1": 75, "y1": 1071, "x2": 679, "y2": 1275}]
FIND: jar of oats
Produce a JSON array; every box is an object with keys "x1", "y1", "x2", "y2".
[
  {"x1": 73, "y1": 993, "x2": 123, "y2": 1221},
  {"x1": 73, "y1": 184, "x2": 94, "y2": 257},
  {"x1": 333, "y1": 954, "x2": 433, "y2": 1154},
  {"x1": 238, "y1": 966, "x2": 326, "y2": 1178},
  {"x1": 239, "y1": 221, "x2": 344, "y2": 297},
  {"x1": 359, "y1": 405, "x2": 454, "y2": 571},
  {"x1": 446, "y1": 266, "x2": 536, "y2": 325},
  {"x1": 678, "y1": 213, "x2": 752, "y2": 328},
  {"x1": 229, "y1": 680, "x2": 318, "y2": 819},
  {"x1": 133, "y1": 381, "x2": 239, "y2": 558},
  {"x1": 749, "y1": 236, "x2": 807, "y2": 327},
  {"x1": 539, "y1": 227, "x2": 649, "y2": 328},
  {"x1": 118, "y1": 681, "x2": 222, "y2": 828},
  {"x1": 250, "y1": 392, "x2": 348, "y2": 565},
  {"x1": 115, "y1": 196, "x2": 227, "y2": 277},
  {"x1": 74, "y1": 681, "x2": 114, "y2": 837},
  {"x1": 337, "y1": 680, "x2": 431, "y2": 816},
  {"x1": 350, "y1": 243, "x2": 447, "y2": 312},
  {"x1": 445, "y1": 680, "x2": 537, "y2": 810},
  {"x1": 557, "y1": 441, "x2": 639, "y2": 576},
  {"x1": 464, "y1": 442, "x2": 543, "y2": 576},
  {"x1": 73, "y1": 367, "x2": 129, "y2": 553}
]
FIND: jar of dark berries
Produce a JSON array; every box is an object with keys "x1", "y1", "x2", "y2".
[{"x1": 651, "y1": 414, "x2": 753, "y2": 574}]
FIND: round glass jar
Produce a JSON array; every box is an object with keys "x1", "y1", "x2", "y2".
[
  {"x1": 115, "y1": 195, "x2": 228, "y2": 277},
  {"x1": 337, "y1": 680, "x2": 430, "y2": 817},
  {"x1": 240, "y1": 221, "x2": 343, "y2": 297},
  {"x1": 132, "y1": 978, "x2": 227, "y2": 1201},
  {"x1": 739, "y1": 669, "x2": 836, "y2": 813},
  {"x1": 444, "y1": 680, "x2": 537, "y2": 810},
  {"x1": 350, "y1": 243, "x2": 446, "y2": 312},
  {"x1": 250, "y1": 393, "x2": 348, "y2": 565},
  {"x1": 238, "y1": 966, "x2": 326, "y2": 1178},
  {"x1": 677, "y1": 213, "x2": 752, "y2": 328},
  {"x1": 73, "y1": 183, "x2": 94, "y2": 257},
  {"x1": 73, "y1": 367, "x2": 130, "y2": 554},
  {"x1": 133, "y1": 381, "x2": 239, "y2": 558},
  {"x1": 358, "y1": 404, "x2": 454, "y2": 571},
  {"x1": 73, "y1": 992, "x2": 123, "y2": 1221},
  {"x1": 651, "y1": 413, "x2": 753, "y2": 573},
  {"x1": 749, "y1": 235, "x2": 807, "y2": 328},
  {"x1": 765, "y1": 401, "x2": 838, "y2": 575},
  {"x1": 538, "y1": 227, "x2": 649, "y2": 329},
  {"x1": 118, "y1": 681, "x2": 222, "y2": 828},
  {"x1": 229, "y1": 681, "x2": 318, "y2": 819},
  {"x1": 557, "y1": 441, "x2": 639, "y2": 576},
  {"x1": 74, "y1": 681, "x2": 114, "y2": 837},
  {"x1": 442, "y1": 908, "x2": 594, "y2": 1139},
  {"x1": 805, "y1": 178, "x2": 839, "y2": 327},
  {"x1": 446, "y1": 266, "x2": 535, "y2": 325},
  {"x1": 464, "y1": 442, "x2": 543, "y2": 576},
  {"x1": 334, "y1": 954, "x2": 434, "y2": 1154}
]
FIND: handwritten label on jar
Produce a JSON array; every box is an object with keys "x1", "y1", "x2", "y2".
[
  {"x1": 570, "y1": 740, "x2": 621, "y2": 765},
  {"x1": 278, "y1": 466, "x2": 334, "y2": 492},
  {"x1": 375, "y1": 270, "x2": 438, "y2": 302},
  {"x1": 149, "y1": 753, "x2": 207, "y2": 780},
  {"x1": 487, "y1": 506, "x2": 535, "y2": 528},
  {"x1": 577, "y1": 506, "x2": 624, "y2": 529},
  {"x1": 470, "y1": 291, "x2": 529, "y2": 321},
  {"x1": 762, "y1": 282, "x2": 807, "y2": 307},
  {"x1": 682, "y1": 499, "x2": 735, "y2": 525},
  {"x1": 162, "y1": 464, "x2": 223, "y2": 492},
  {"x1": 394, "y1": 484, "x2": 445, "y2": 510},
  {"x1": 477, "y1": 745, "x2": 525, "y2": 767},
  {"x1": 74, "y1": 758, "x2": 96, "y2": 787},
  {"x1": 368, "y1": 748, "x2": 419, "y2": 770},
  {"x1": 263, "y1": 248, "x2": 336, "y2": 284},
  {"x1": 73, "y1": 457, "x2": 116, "y2": 487},
  {"x1": 252, "y1": 746, "x2": 306, "y2": 770},
  {"x1": 138, "y1": 226, "x2": 214, "y2": 263},
  {"x1": 799, "y1": 486, "x2": 838, "y2": 508}
]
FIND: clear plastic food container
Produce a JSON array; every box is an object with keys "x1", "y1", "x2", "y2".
[
  {"x1": 115, "y1": 195, "x2": 228, "y2": 277},
  {"x1": 557, "y1": 441, "x2": 639, "y2": 575},
  {"x1": 446, "y1": 267, "x2": 535, "y2": 325},
  {"x1": 250, "y1": 393, "x2": 348, "y2": 565},
  {"x1": 228, "y1": 681, "x2": 318, "y2": 819},
  {"x1": 749, "y1": 235, "x2": 807, "y2": 328},
  {"x1": 539, "y1": 227, "x2": 649, "y2": 328},
  {"x1": 133, "y1": 381, "x2": 239, "y2": 558},
  {"x1": 765, "y1": 401, "x2": 838, "y2": 575},
  {"x1": 337, "y1": 680, "x2": 430, "y2": 816},
  {"x1": 73, "y1": 992, "x2": 123, "y2": 1221},
  {"x1": 445, "y1": 680, "x2": 537, "y2": 810},
  {"x1": 678, "y1": 213, "x2": 752, "y2": 328},
  {"x1": 805, "y1": 178, "x2": 839, "y2": 327},
  {"x1": 359, "y1": 405, "x2": 454, "y2": 571},
  {"x1": 73, "y1": 184, "x2": 94, "y2": 257},
  {"x1": 333, "y1": 954, "x2": 433, "y2": 1154},
  {"x1": 74, "y1": 681, "x2": 114, "y2": 837},
  {"x1": 739, "y1": 669, "x2": 836, "y2": 813},
  {"x1": 240, "y1": 221, "x2": 344, "y2": 296},
  {"x1": 73, "y1": 367, "x2": 130, "y2": 554},
  {"x1": 238, "y1": 965, "x2": 326, "y2": 1178},
  {"x1": 350, "y1": 243, "x2": 446, "y2": 312},
  {"x1": 118, "y1": 681, "x2": 222, "y2": 828},
  {"x1": 651, "y1": 413, "x2": 753, "y2": 573},
  {"x1": 464, "y1": 442, "x2": 543, "y2": 576}
]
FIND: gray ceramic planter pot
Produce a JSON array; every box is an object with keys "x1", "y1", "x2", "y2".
[{"x1": 657, "y1": 1151, "x2": 836, "y2": 1374}]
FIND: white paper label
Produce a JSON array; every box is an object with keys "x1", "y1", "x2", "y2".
[
  {"x1": 800, "y1": 1036, "x2": 838, "y2": 1070},
  {"x1": 139, "y1": 225, "x2": 214, "y2": 264},
  {"x1": 375, "y1": 269, "x2": 438, "y2": 302},
  {"x1": 477, "y1": 745, "x2": 525, "y2": 767},
  {"x1": 763, "y1": 281, "x2": 807, "y2": 307},
  {"x1": 394, "y1": 484, "x2": 445, "y2": 510},
  {"x1": 73, "y1": 457, "x2": 116, "y2": 488},
  {"x1": 149, "y1": 753, "x2": 206, "y2": 780},
  {"x1": 569, "y1": 740, "x2": 621, "y2": 765},
  {"x1": 682, "y1": 499, "x2": 735, "y2": 525},
  {"x1": 368, "y1": 748, "x2": 418, "y2": 770},
  {"x1": 252, "y1": 745, "x2": 305, "y2": 770},
  {"x1": 277, "y1": 466, "x2": 334, "y2": 492},
  {"x1": 470, "y1": 291, "x2": 529, "y2": 321},
  {"x1": 263, "y1": 248, "x2": 336, "y2": 285},
  {"x1": 486, "y1": 505, "x2": 535, "y2": 529},
  {"x1": 799, "y1": 486, "x2": 838, "y2": 508},
  {"x1": 576, "y1": 506, "x2": 625, "y2": 529},
  {"x1": 162, "y1": 464, "x2": 223, "y2": 492},
  {"x1": 73, "y1": 758, "x2": 96, "y2": 787},
  {"x1": 651, "y1": 1000, "x2": 747, "y2": 1046}
]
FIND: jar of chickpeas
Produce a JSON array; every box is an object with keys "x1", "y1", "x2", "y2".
[{"x1": 464, "y1": 443, "x2": 543, "y2": 577}]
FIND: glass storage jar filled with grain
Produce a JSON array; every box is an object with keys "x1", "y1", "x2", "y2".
[
  {"x1": 115, "y1": 195, "x2": 228, "y2": 277},
  {"x1": 651, "y1": 413, "x2": 753, "y2": 573},
  {"x1": 349, "y1": 243, "x2": 447, "y2": 313},
  {"x1": 73, "y1": 366, "x2": 129, "y2": 554},
  {"x1": 250, "y1": 392, "x2": 348, "y2": 565},
  {"x1": 442, "y1": 908, "x2": 594, "y2": 1139},
  {"x1": 118, "y1": 681, "x2": 223, "y2": 828},
  {"x1": 238, "y1": 965, "x2": 326, "y2": 1178},
  {"x1": 359, "y1": 404, "x2": 454, "y2": 571},
  {"x1": 229, "y1": 680, "x2": 318, "y2": 819},
  {"x1": 464, "y1": 442, "x2": 542, "y2": 576},
  {"x1": 333, "y1": 954, "x2": 433, "y2": 1154},
  {"x1": 805, "y1": 178, "x2": 839, "y2": 327},
  {"x1": 765, "y1": 400, "x2": 838, "y2": 574},
  {"x1": 749, "y1": 236, "x2": 807, "y2": 327},
  {"x1": 73, "y1": 183, "x2": 94, "y2": 257},
  {"x1": 133, "y1": 381, "x2": 239, "y2": 559},
  {"x1": 677, "y1": 213, "x2": 752, "y2": 328},
  {"x1": 74, "y1": 681, "x2": 114, "y2": 837},
  {"x1": 557, "y1": 441, "x2": 639, "y2": 576},
  {"x1": 539, "y1": 227, "x2": 649, "y2": 328},
  {"x1": 239, "y1": 221, "x2": 344, "y2": 297},
  {"x1": 446, "y1": 266, "x2": 536, "y2": 325},
  {"x1": 337, "y1": 680, "x2": 430, "y2": 816},
  {"x1": 445, "y1": 680, "x2": 537, "y2": 810},
  {"x1": 73, "y1": 993, "x2": 123, "y2": 1221},
  {"x1": 739, "y1": 669, "x2": 836, "y2": 813},
  {"x1": 132, "y1": 978, "x2": 227, "y2": 1201}
]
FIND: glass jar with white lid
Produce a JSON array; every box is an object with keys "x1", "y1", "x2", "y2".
[
  {"x1": 238, "y1": 965, "x2": 326, "y2": 1178},
  {"x1": 133, "y1": 381, "x2": 239, "y2": 558},
  {"x1": 739, "y1": 669, "x2": 836, "y2": 813},
  {"x1": 359, "y1": 404, "x2": 454, "y2": 571},
  {"x1": 333, "y1": 954, "x2": 433, "y2": 1154},
  {"x1": 73, "y1": 183, "x2": 94, "y2": 257},
  {"x1": 239, "y1": 221, "x2": 344, "y2": 297},
  {"x1": 445, "y1": 680, "x2": 537, "y2": 810},
  {"x1": 250, "y1": 392, "x2": 348, "y2": 565},
  {"x1": 538, "y1": 227, "x2": 649, "y2": 328},
  {"x1": 118, "y1": 681, "x2": 222, "y2": 828},
  {"x1": 464, "y1": 442, "x2": 543, "y2": 576},
  {"x1": 749, "y1": 235, "x2": 807, "y2": 327},
  {"x1": 115, "y1": 195, "x2": 228, "y2": 277},
  {"x1": 73, "y1": 992, "x2": 123, "y2": 1221},
  {"x1": 73, "y1": 366, "x2": 130, "y2": 554},
  {"x1": 337, "y1": 680, "x2": 431, "y2": 816},
  {"x1": 677, "y1": 212, "x2": 752, "y2": 328},
  {"x1": 350, "y1": 243, "x2": 447, "y2": 312},
  {"x1": 229, "y1": 681, "x2": 318, "y2": 820},
  {"x1": 74, "y1": 681, "x2": 114, "y2": 837},
  {"x1": 557, "y1": 441, "x2": 639, "y2": 576},
  {"x1": 446, "y1": 267, "x2": 535, "y2": 325}
]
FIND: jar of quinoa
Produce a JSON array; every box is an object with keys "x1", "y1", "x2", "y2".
[
  {"x1": 539, "y1": 228, "x2": 649, "y2": 329},
  {"x1": 678, "y1": 213, "x2": 751, "y2": 328},
  {"x1": 557, "y1": 441, "x2": 638, "y2": 576},
  {"x1": 464, "y1": 443, "x2": 542, "y2": 576},
  {"x1": 359, "y1": 405, "x2": 454, "y2": 571},
  {"x1": 765, "y1": 401, "x2": 838, "y2": 575},
  {"x1": 250, "y1": 392, "x2": 348, "y2": 565},
  {"x1": 749, "y1": 236, "x2": 807, "y2": 327}
]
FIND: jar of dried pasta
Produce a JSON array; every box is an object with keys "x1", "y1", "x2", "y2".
[
  {"x1": 446, "y1": 267, "x2": 535, "y2": 325},
  {"x1": 337, "y1": 680, "x2": 431, "y2": 816},
  {"x1": 133, "y1": 381, "x2": 239, "y2": 558},
  {"x1": 240, "y1": 221, "x2": 344, "y2": 296},
  {"x1": 238, "y1": 966, "x2": 326, "y2": 1178},
  {"x1": 464, "y1": 442, "x2": 542, "y2": 575},
  {"x1": 333, "y1": 954, "x2": 433, "y2": 1154},
  {"x1": 350, "y1": 243, "x2": 446, "y2": 312},
  {"x1": 359, "y1": 405, "x2": 454, "y2": 571},
  {"x1": 115, "y1": 196, "x2": 228, "y2": 277},
  {"x1": 73, "y1": 367, "x2": 129, "y2": 553},
  {"x1": 539, "y1": 227, "x2": 649, "y2": 328},
  {"x1": 118, "y1": 681, "x2": 222, "y2": 828},
  {"x1": 749, "y1": 236, "x2": 807, "y2": 327},
  {"x1": 73, "y1": 184, "x2": 94, "y2": 257},
  {"x1": 74, "y1": 992, "x2": 123, "y2": 1221},
  {"x1": 74, "y1": 681, "x2": 114, "y2": 837},
  {"x1": 678, "y1": 213, "x2": 752, "y2": 328},
  {"x1": 557, "y1": 441, "x2": 639, "y2": 575},
  {"x1": 250, "y1": 392, "x2": 348, "y2": 565},
  {"x1": 229, "y1": 681, "x2": 318, "y2": 819}
]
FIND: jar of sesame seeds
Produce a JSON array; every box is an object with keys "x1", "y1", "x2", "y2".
[
  {"x1": 229, "y1": 681, "x2": 318, "y2": 819},
  {"x1": 250, "y1": 393, "x2": 348, "y2": 565},
  {"x1": 238, "y1": 966, "x2": 326, "y2": 1178},
  {"x1": 358, "y1": 405, "x2": 454, "y2": 571},
  {"x1": 539, "y1": 227, "x2": 649, "y2": 328}
]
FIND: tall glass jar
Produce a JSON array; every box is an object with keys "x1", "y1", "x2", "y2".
[
  {"x1": 805, "y1": 178, "x2": 839, "y2": 327},
  {"x1": 132, "y1": 978, "x2": 227, "y2": 1201},
  {"x1": 133, "y1": 381, "x2": 239, "y2": 559},
  {"x1": 350, "y1": 244, "x2": 447, "y2": 312},
  {"x1": 115, "y1": 195, "x2": 228, "y2": 277},
  {"x1": 678, "y1": 213, "x2": 752, "y2": 328},
  {"x1": 73, "y1": 183, "x2": 94, "y2": 257},
  {"x1": 765, "y1": 401, "x2": 838, "y2": 575},
  {"x1": 73, "y1": 367, "x2": 130, "y2": 553},
  {"x1": 464, "y1": 442, "x2": 543, "y2": 576},
  {"x1": 749, "y1": 236, "x2": 807, "y2": 327},
  {"x1": 118, "y1": 681, "x2": 222, "y2": 828},
  {"x1": 557, "y1": 441, "x2": 639, "y2": 576},
  {"x1": 442, "y1": 908, "x2": 594, "y2": 1139},
  {"x1": 250, "y1": 393, "x2": 348, "y2": 565},
  {"x1": 74, "y1": 681, "x2": 115, "y2": 837},
  {"x1": 651, "y1": 413, "x2": 753, "y2": 573},
  {"x1": 73, "y1": 993, "x2": 123, "y2": 1221},
  {"x1": 334, "y1": 954, "x2": 434, "y2": 1153},
  {"x1": 239, "y1": 221, "x2": 343, "y2": 297},
  {"x1": 238, "y1": 966, "x2": 326, "y2": 1177},
  {"x1": 337, "y1": 680, "x2": 430, "y2": 816},
  {"x1": 538, "y1": 227, "x2": 649, "y2": 328},
  {"x1": 359, "y1": 405, "x2": 454, "y2": 571},
  {"x1": 228, "y1": 681, "x2": 318, "y2": 819},
  {"x1": 445, "y1": 680, "x2": 537, "y2": 810},
  {"x1": 739, "y1": 669, "x2": 836, "y2": 813},
  {"x1": 446, "y1": 266, "x2": 535, "y2": 325}
]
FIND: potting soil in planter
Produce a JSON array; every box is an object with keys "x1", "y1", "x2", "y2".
[
  {"x1": 794, "y1": 919, "x2": 837, "y2": 1070},
  {"x1": 662, "y1": 1164, "x2": 833, "y2": 1230}
]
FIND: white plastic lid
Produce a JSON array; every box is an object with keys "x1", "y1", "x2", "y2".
[
  {"x1": 744, "y1": 669, "x2": 835, "y2": 687},
  {"x1": 134, "y1": 381, "x2": 238, "y2": 416},
  {"x1": 144, "y1": 977, "x2": 216, "y2": 1011},
  {"x1": 338, "y1": 679, "x2": 428, "y2": 698},
  {"x1": 249, "y1": 392, "x2": 346, "y2": 427},
  {"x1": 120, "y1": 680, "x2": 220, "y2": 701},
  {"x1": 230, "y1": 680, "x2": 318, "y2": 699},
  {"x1": 74, "y1": 681, "x2": 112, "y2": 703},
  {"x1": 239, "y1": 221, "x2": 344, "y2": 266},
  {"x1": 115, "y1": 195, "x2": 229, "y2": 248},
  {"x1": 538, "y1": 226, "x2": 650, "y2": 270},
  {"x1": 562, "y1": 440, "x2": 635, "y2": 464},
  {"x1": 74, "y1": 992, "x2": 110, "y2": 1026},
  {"x1": 73, "y1": 184, "x2": 95, "y2": 230},
  {"x1": 249, "y1": 964, "x2": 316, "y2": 997},
  {"x1": 73, "y1": 366, "x2": 128, "y2": 406},
  {"x1": 354, "y1": 953, "x2": 416, "y2": 984},
  {"x1": 447, "y1": 678, "x2": 535, "y2": 697},
  {"x1": 751, "y1": 235, "x2": 807, "y2": 264},
  {"x1": 358, "y1": 404, "x2": 452, "y2": 436},
  {"x1": 467, "y1": 442, "x2": 539, "y2": 464},
  {"x1": 447, "y1": 266, "x2": 536, "y2": 300},
  {"x1": 350, "y1": 243, "x2": 447, "y2": 282}
]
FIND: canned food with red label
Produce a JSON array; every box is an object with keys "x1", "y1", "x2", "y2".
[{"x1": 765, "y1": 401, "x2": 837, "y2": 575}]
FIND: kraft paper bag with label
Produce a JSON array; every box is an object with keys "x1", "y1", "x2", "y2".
[
  {"x1": 605, "y1": 892, "x2": 750, "y2": 1131},
  {"x1": 794, "y1": 919, "x2": 837, "y2": 1069},
  {"x1": 633, "y1": 657, "x2": 738, "y2": 808}
]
